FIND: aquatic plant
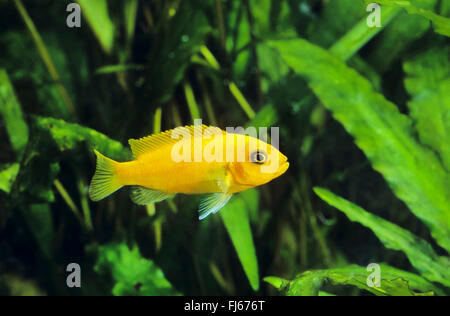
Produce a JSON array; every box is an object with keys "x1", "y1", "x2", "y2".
[{"x1": 0, "y1": 0, "x2": 448, "y2": 296}]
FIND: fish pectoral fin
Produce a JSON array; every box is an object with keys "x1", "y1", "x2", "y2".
[
  {"x1": 216, "y1": 169, "x2": 232, "y2": 193},
  {"x1": 130, "y1": 186, "x2": 174, "y2": 205},
  {"x1": 198, "y1": 193, "x2": 232, "y2": 220}
]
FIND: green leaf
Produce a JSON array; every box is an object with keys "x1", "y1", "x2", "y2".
[
  {"x1": 314, "y1": 187, "x2": 450, "y2": 287},
  {"x1": 328, "y1": 6, "x2": 400, "y2": 61},
  {"x1": 34, "y1": 116, "x2": 129, "y2": 160},
  {"x1": 263, "y1": 276, "x2": 286, "y2": 289},
  {"x1": 95, "y1": 64, "x2": 145, "y2": 75},
  {"x1": 94, "y1": 242, "x2": 179, "y2": 296},
  {"x1": 24, "y1": 203, "x2": 54, "y2": 259},
  {"x1": 1, "y1": 274, "x2": 46, "y2": 296},
  {"x1": 13, "y1": 1, "x2": 77, "y2": 119},
  {"x1": 77, "y1": 0, "x2": 115, "y2": 54},
  {"x1": 0, "y1": 163, "x2": 20, "y2": 194},
  {"x1": 366, "y1": 2, "x2": 436, "y2": 72},
  {"x1": 367, "y1": 0, "x2": 450, "y2": 37},
  {"x1": 220, "y1": 193, "x2": 259, "y2": 291},
  {"x1": 0, "y1": 69, "x2": 29, "y2": 158},
  {"x1": 257, "y1": 43, "x2": 290, "y2": 94},
  {"x1": 0, "y1": 31, "x2": 78, "y2": 120},
  {"x1": 238, "y1": 188, "x2": 259, "y2": 222},
  {"x1": 266, "y1": 264, "x2": 437, "y2": 296},
  {"x1": 123, "y1": 0, "x2": 138, "y2": 43},
  {"x1": 245, "y1": 104, "x2": 278, "y2": 129},
  {"x1": 404, "y1": 46, "x2": 450, "y2": 171},
  {"x1": 145, "y1": 2, "x2": 211, "y2": 104},
  {"x1": 226, "y1": 0, "x2": 251, "y2": 80},
  {"x1": 267, "y1": 38, "x2": 450, "y2": 253},
  {"x1": 12, "y1": 116, "x2": 128, "y2": 203},
  {"x1": 307, "y1": 0, "x2": 368, "y2": 47}
]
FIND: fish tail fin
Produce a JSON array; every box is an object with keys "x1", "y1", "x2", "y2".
[{"x1": 89, "y1": 150, "x2": 123, "y2": 201}]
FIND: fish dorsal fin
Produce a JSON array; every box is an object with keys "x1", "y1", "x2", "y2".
[
  {"x1": 198, "y1": 193, "x2": 233, "y2": 220},
  {"x1": 129, "y1": 125, "x2": 224, "y2": 158},
  {"x1": 130, "y1": 186, "x2": 174, "y2": 205}
]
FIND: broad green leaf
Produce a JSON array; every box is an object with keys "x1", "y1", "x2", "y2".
[
  {"x1": 307, "y1": 0, "x2": 367, "y2": 47},
  {"x1": 265, "y1": 264, "x2": 437, "y2": 296},
  {"x1": 77, "y1": 0, "x2": 115, "y2": 54},
  {"x1": 404, "y1": 47, "x2": 450, "y2": 171},
  {"x1": 376, "y1": 264, "x2": 446, "y2": 295},
  {"x1": 249, "y1": 0, "x2": 272, "y2": 37},
  {"x1": 368, "y1": 0, "x2": 450, "y2": 37},
  {"x1": 366, "y1": 0, "x2": 438, "y2": 72},
  {"x1": 238, "y1": 188, "x2": 259, "y2": 222},
  {"x1": 257, "y1": 43, "x2": 290, "y2": 94},
  {"x1": 442, "y1": 0, "x2": 450, "y2": 15},
  {"x1": 246, "y1": 104, "x2": 278, "y2": 129},
  {"x1": 263, "y1": 276, "x2": 286, "y2": 289},
  {"x1": 314, "y1": 187, "x2": 450, "y2": 287},
  {"x1": 95, "y1": 64, "x2": 145, "y2": 75},
  {"x1": 144, "y1": 1, "x2": 211, "y2": 104},
  {"x1": 13, "y1": 0, "x2": 77, "y2": 118},
  {"x1": 0, "y1": 69, "x2": 29, "y2": 158},
  {"x1": 23, "y1": 203, "x2": 54, "y2": 259},
  {"x1": 94, "y1": 243, "x2": 179, "y2": 296},
  {"x1": 328, "y1": 6, "x2": 400, "y2": 61},
  {"x1": 0, "y1": 31, "x2": 80, "y2": 120},
  {"x1": 123, "y1": 0, "x2": 138, "y2": 43},
  {"x1": 0, "y1": 163, "x2": 19, "y2": 194},
  {"x1": 1, "y1": 274, "x2": 46, "y2": 296},
  {"x1": 220, "y1": 193, "x2": 259, "y2": 291},
  {"x1": 12, "y1": 117, "x2": 128, "y2": 203},
  {"x1": 319, "y1": 291, "x2": 336, "y2": 296},
  {"x1": 226, "y1": 0, "x2": 251, "y2": 80},
  {"x1": 267, "y1": 38, "x2": 450, "y2": 253},
  {"x1": 34, "y1": 116, "x2": 129, "y2": 160}
]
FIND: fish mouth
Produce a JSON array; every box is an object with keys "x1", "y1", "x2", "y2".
[{"x1": 277, "y1": 161, "x2": 289, "y2": 176}]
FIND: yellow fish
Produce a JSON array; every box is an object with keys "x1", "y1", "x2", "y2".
[{"x1": 89, "y1": 125, "x2": 289, "y2": 219}]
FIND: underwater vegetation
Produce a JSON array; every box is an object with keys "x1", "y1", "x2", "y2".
[{"x1": 0, "y1": 0, "x2": 449, "y2": 296}]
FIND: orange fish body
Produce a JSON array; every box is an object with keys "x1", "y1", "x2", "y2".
[{"x1": 89, "y1": 125, "x2": 289, "y2": 219}]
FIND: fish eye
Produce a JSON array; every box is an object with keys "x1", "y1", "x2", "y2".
[{"x1": 250, "y1": 150, "x2": 268, "y2": 165}]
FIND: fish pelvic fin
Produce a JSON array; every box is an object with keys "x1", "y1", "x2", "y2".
[
  {"x1": 89, "y1": 150, "x2": 123, "y2": 201},
  {"x1": 130, "y1": 186, "x2": 174, "y2": 205},
  {"x1": 198, "y1": 193, "x2": 233, "y2": 220}
]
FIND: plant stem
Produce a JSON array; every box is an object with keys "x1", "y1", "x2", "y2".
[
  {"x1": 77, "y1": 176, "x2": 93, "y2": 231},
  {"x1": 200, "y1": 45, "x2": 256, "y2": 119},
  {"x1": 229, "y1": 82, "x2": 255, "y2": 119},
  {"x1": 54, "y1": 179, "x2": 86, "y2": 229},
  {"x1": 197, "y1": 72, "x2": 217, "y2": 125},
  {"x1": 329, "y1": 6, "x2": 400, "y2": 61},
  {"x1": 214, "y1": 0, "x2": 226, "y2": 52},
  {"x1": 200, "y1": 45, "x2": 221, "y2": 71},
  {"x1": 184, "y1": 81, "x2": 201, "y2": 121},
  {"x1": 153, "y1": 107, "x2": 162, "y2": 133},
  {"x1": 13, "y1": 0, "x2": 77, "y2": 120}
]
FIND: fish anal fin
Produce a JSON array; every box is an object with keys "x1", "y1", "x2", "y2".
[
  {"x1": 130, "y1": 186, "x2": 174, "y2": 205},
  {"x1": 198, "y1": 193, "x2": 232, "y2": 220}
]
